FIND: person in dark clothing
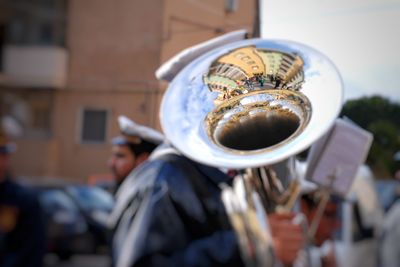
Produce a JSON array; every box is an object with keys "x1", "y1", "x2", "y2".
[
  {"x1": 111, "y1": 149, "x2": 245, "y2": 267},
  {"x1": 107, "y1": 116, "x2": 168, "y2": 266},
  {"x1": 110, "y1": 145, "x2": 305, "y2": 267},
  {"x1": 0, "y1": 125, "x2": 46, "y2": 267}
]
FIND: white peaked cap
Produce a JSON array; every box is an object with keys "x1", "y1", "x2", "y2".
[
  {"x1": 2, "y1": 116, "x2": 23, "y2": 138},
  {"x1": 118, "y1": 115, "x2": 164, "y2": 145}
]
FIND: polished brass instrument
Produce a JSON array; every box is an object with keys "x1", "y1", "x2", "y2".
[{"x1": 160, "y1": 39, "x2": 343, "y2": 266}]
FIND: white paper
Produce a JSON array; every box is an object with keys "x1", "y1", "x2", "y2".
[{"x1": 305, "y1": 118, "x2": 373, "y2": 196}]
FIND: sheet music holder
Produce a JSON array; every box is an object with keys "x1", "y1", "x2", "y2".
[{"x1": 305, "y1": 118, "x2": 373, "y2": 197}]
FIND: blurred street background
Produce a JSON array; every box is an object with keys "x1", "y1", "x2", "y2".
[
  {"x1": 1, "y1": 0, "x2": 400, "y2": 266},
  {"x1": 0, "y1": 0, "x2": 257, "y2": 265}
]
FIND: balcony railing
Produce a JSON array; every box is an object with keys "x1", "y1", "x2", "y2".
[{"x1": 2, "y1": 45, "x2": 68, "y2": 88}]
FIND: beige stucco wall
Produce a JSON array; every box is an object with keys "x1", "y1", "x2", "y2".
[
  {"x1": 10, "y1": 138, "x2": 60, "y2": 178},
  {"x1": 51, "y1": 89, "x2": 158, "y2": 181},
  {"x1": 49, "y1": 0, "x2": 164, "y2": 181},
  {"x1": 9, "y1": 0, "x2": 256, "y2": 183},
  {"x1": 160, "y1": 0, "x2": 255, "y2": 63},
  {"x1": 67, "y1": 0, "x2": 164, "y2": 91}
]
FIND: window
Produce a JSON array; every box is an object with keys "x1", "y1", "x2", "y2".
[
  {"x1": 225, "y1": 0, "x2": 238, "y2": 13},
  {"x1": 4, "y1": 0, "x2": 67, "y2": 46},
  {"x1": 80, "y1": 109, "x2": 108, "y2": 143}
]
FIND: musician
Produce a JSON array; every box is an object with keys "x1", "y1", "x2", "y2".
[
  {"x1": 108, "y1": 115, "x2": 163, "y2": 194},
  {"x1": 111, "y1": 28, "x2": 343, "y2": 267},
  {"x1": 301, "y1": 192, "x2": 340, "y2": 247},
  {"x1": 110, "y1": 143, "x2": 305, "y2": 267},
  {"x1": 300, "y1": 192, "x2": 340, "y2": 267}
]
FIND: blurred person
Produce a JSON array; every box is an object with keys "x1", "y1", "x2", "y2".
[
  {"x1": 298, "y1": 167, "x2": 383, "y2": 267},
  {"x1": 393, "y1": 151, "x2": 400, "y2": 181},
  {"x1": 380, "y1": 153, "x2": 400, "y2": 267},
  {"x1": 300, "y1": 192, "x2": 341, "y2": 267},
  {"x1": 315, "y1": 165, "x2": 383, "y2": 267},
  {"x1": 301, "y1": 192, "x2": 340, "y2": 247},
  {"x1": 107, "y1": 116, "x2": 165, "y2": 265},
  {"x1": 344, "y1": 165, "x2": 383, "y2": 267},
  {"x1": 0, "y1": 122, "x2": 46, "y2": 267},
  {"x1": 108, "y1": 115, "x2": 163, "y2": 195},
  {"x1": 380, "y1": 199, "x2": 400, "y2": 267}
]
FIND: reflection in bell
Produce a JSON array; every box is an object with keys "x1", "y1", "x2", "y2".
[
  {"x1": 217, "y1": 111, "x2": 300, "y2": 151},
  {"x1": 206, "y1": 89, "x2": 311, "y2": 156}
]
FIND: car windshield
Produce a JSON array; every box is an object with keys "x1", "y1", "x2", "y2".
[
  {"x1": 66, "y1": 186, "x2": 114, "y2": 211},
  {"x1": 40, "y1": 189, "x2": 79, "y2": 212}
]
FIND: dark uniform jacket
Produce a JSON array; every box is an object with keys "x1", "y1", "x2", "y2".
[
  {"x1": 0, "y1": 178, "x2": 46, "y2": 267},
  {"x1": 110, "y1": 152, "x2": 244, "y2": 267}
]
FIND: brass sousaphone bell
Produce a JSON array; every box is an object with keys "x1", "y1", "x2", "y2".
[
  {"x1": 160, "y1": 39, "x2": 342, "y2": 169},
  {"x1": 160, "y1": 38, "x2": 343, "y2": 266}
]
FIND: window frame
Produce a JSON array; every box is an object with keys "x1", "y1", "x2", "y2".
[{"x1": 78, "y1": 107, "x2": 110, "y2": 145}]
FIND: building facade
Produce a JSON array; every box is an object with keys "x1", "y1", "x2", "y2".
[{"x1": 0, "y1": 0, "x2": 256, "y2": 183}]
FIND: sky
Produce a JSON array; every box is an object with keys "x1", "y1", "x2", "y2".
[{"x1": 260, "y1": 0, "x2": 400, "y2": 103}]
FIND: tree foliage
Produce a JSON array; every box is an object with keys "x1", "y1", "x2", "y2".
[{"x1": 340, "y1": 95, "x2": 400, "y2": 178}]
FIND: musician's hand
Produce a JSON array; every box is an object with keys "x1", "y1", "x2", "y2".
[{"x1": 268, "y1": 213, "x2": 305, "y2": 266}]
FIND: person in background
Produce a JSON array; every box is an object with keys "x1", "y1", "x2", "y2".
[
  {"x1": 393, "y1": 151, "x2": 400, "y2": 181},
  {"x1": 380, "y1": 198, "x2": 400, "y2": 267},
  {"x1": 108, "y1": 115, "x2": 164, "y2": 195},
  {"x1": 107, "y1": 115, "x2": 166, "y2": 266},
  {"x1": 300, "y1": 192, "x2": 340, "y2": 267},
  {"x1": 0, "y1": 121, "x2": 46, "y2": 267}
]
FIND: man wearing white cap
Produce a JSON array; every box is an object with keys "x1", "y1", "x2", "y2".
[
  {"x1": 108, "y1": 116, "x2": 166, "y2": 267},
  {"x1": 108, "y1": 115, "x2": 164, "y2": 194}
]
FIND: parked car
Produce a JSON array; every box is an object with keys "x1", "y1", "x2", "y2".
[
  {"x1": 64, "y1": 185, "x2": 114, "y2": 250},
  {"x1": 38, "y1": 187, "x2": 89, "y2": 260},
  {"x1": 36, "y1": 184, "x2": 114, "y2": 260}
]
